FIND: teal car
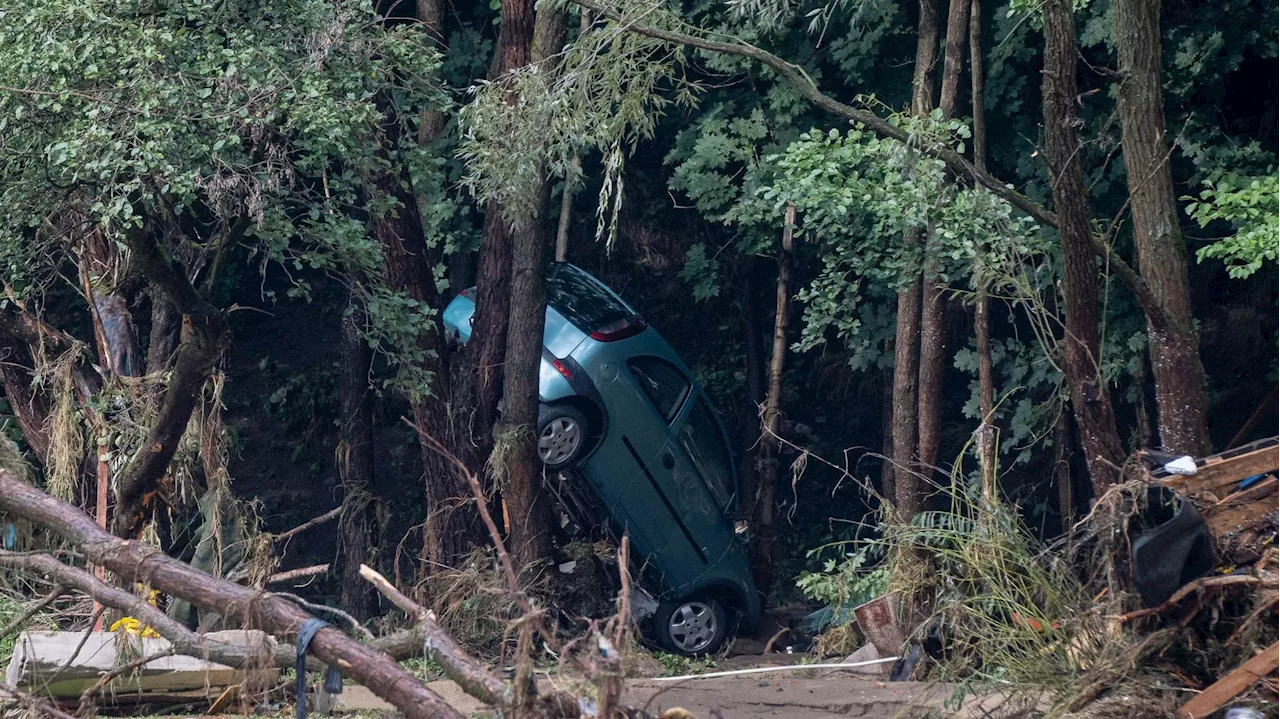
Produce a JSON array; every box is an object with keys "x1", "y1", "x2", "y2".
[{"x1": 443, "y1": 263, "x2": 761, "y2": 655}]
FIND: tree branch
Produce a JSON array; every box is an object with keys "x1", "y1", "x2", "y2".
[
  {"x1": 0, "y1": 472, "x2": 465, "y2": 719},
  {"x1": 568, "y1": 0, "x2": 1170, "y2": 326}
]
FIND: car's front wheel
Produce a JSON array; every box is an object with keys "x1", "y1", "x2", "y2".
[
  {"x1": 536, "y1": 403, "x2": 590, "y2": 471},
  {"x1": 653, "y1": 596, "x2": 728, "y2": 657}
]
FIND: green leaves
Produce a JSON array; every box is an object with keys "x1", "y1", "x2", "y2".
[{"x1": 1185, "y1": 171, "x2": 1280, "y2": 279}]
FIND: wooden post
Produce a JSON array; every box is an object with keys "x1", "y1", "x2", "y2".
[{"x1": 93, "y1": 447, "x2": 109, "y2": 632}]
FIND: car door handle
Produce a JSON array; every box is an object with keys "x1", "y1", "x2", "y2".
[{"x1": 661, "y1": 452, "x2": 675, "y2": 469}]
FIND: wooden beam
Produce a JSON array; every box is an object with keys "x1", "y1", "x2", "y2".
[
  {"x1": 1159, "y1": 438, "x2": 1278, "y2": 496},
  {"x1": 1178, "y1": 641, "x2": 1279, "y2": 718}
]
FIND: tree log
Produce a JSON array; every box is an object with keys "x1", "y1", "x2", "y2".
[{"x1": 0, "y1": 470, "x2": 465, "y2": 719}]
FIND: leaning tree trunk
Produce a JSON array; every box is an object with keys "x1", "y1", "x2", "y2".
[
  {"x1": 1112, "y1": 0, "x2": 1210, "y2": 456},
  {"x1": 338, "y1": 296, "x2": 378, "y2": 619},
  {"x1": 499, "y1": 3, "x2": 568, "y2": 569},
  {"x1": 892, "y1": 0, "x2": 941, "y2": 518},
  {"x1": 1040, "y1": 0, "x2": 1125, "y2": 494},
  {"x1": 738, "y1": 262, "x2": 767, "y2": 527}
]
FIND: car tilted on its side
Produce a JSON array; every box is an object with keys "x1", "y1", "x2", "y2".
[{"x1": 444, "y1": 262, "x2": 761, "y2": 656}]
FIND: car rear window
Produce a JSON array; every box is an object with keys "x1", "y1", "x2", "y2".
[
  {"x1": 545, "y1": 263, "x2": 631, "y2": 334},
  {"x1": 628, "y1": 357, "x2": 690, "y2": 422}
]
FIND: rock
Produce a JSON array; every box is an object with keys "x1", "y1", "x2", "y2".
[{"x1": 822, "y1": 643, "x2": 889, "y2": 678}]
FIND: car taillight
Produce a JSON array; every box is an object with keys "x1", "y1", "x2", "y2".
[
  {"x1": 590, "y1": 317, "x2": 646, "y2": 342},
  {"x1": 460, "y1": 287, "x2": 476, "y2": 299},
  {"x1": 552, "y1": 358, "x2": 573, "y2": 379}
]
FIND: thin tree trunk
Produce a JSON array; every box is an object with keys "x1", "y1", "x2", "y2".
[
  {"x1": 498, "y1": 2, "x2": 567, "y2": 569},
  {"x1": 752, "y1": 202, "x2": 795, "y2": 596},
  {"x1": 1040, "y1": 0, "x2": 1125, "y2": 494},
  {"x1": 338, "y1": 297, "x2": 377, "y2": 620},
  {"x1": 892, "y1": 0, "x2": 941, "y2": 517},
  {"x1": 970, "y1": 0, "x2": 997, "y2": 496},
  {"x1": 916, "y1": 0, "x2": 971, "y2": 476},
  {"x1": 554, "y1": 163, "x2": 579, "y2": 263},
  {"x1": 1112, "y1": 0, "x2": 1210, "y2": 456}
]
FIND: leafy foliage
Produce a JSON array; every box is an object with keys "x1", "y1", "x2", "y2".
[{"x1": 1185, "y1": 172, "x2": 1280, "y2": 279}]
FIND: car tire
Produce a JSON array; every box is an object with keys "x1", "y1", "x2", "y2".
[
  {"x1": 653, "y1": 595, "x2": 728, "y2": 657},
  {"x1": 536, "y1": 403, "x2": 590, "y2": 472}
]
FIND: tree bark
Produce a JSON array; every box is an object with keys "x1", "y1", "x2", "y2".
[
  {"x1": 970, "y1": 0, "x2": 997, "y2": 496},
  {"x1": 1040, "y1": 0, "x2": 1125, "y2": 493},
  {"x1": 499, "y1": 2, "x2": 567, "y2": 569},
  {"x1": 751, "y1": 202, "x2": 795, "y2": 596},
  {"x1": 892, "y1": 0, "x2": 941, "y2": 516},
  {"x1": 338, "y1": 297, "x2": 377, "y2": 620},
  {"x1": 0, "y1": 471, "x2": 468, "y2": 719},
  {"x1": 1112, "y1": 0, "x2": 1210, "y2": 456}
]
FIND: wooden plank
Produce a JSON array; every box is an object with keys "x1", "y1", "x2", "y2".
[
  {"x1": 1206, "y1": 500, "x2": 1278, "y2": 536},
  {"x1": 1160, "y1": 440, "x2": 1279, "y2": 496},
  {"x1": 8, "y1": 630, "x2": 277, "y2": 698},
  {"x1": 1178, "y1": 641, "x2": 1279, "y2": 718}
]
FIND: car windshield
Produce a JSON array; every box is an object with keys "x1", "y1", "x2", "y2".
[
  {"x1": 545, "y1": 263, "x2": 632, "y2": 334},
  {"x1": 677, "y1": 397, "x2": 736, "y2": 512}
]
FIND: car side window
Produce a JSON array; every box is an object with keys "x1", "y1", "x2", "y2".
[
  {"x1": 627, "y1": 357, "x2": 690, "y2": 422},
  {"x1": 677, "y1": 397, "x2": 735, "y2": 511}
]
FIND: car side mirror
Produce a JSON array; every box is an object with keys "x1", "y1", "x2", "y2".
[{"x1": 734, "y1": 520, "x2": 750, "y2": 537}]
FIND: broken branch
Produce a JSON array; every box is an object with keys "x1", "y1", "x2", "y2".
[
  {"x1": 1116, "y1": 575, "x2": 1267, "y2": 623},
  {"x1": 359, "y1": 564, "x2": 515, "y2": 708}
]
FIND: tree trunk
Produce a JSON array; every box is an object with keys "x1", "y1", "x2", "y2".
[
  {"x1": 892, "y1": 0, "x2": 941, "y2": 516},
  {"x1": 497, "y1": 2, "x2": 566, "y2": 570},
  {"x1": 339, "y1": 297, "x2": 377, "y2": 620},
  {"x1": 751, "y1": 202, "x2": 794, "y2": 596},
  {"x1": 1112, "y1": 0, "x2": 1210, "y2": 456},
  {"x1": 464, "y1": 0, "x2": 538, "y2": 448},
  {"x1": 371, "y1": 167, "x2": 483, "y2": 570},
  {"x1": 970, "y1": 0, "x2": 997, "y2": 496},
  {"x1": 1040, "y1": 0, "x2": 1125, "y2": 494},
  {"x1": 915, "y1": 0, "x2": 971, "y2": 476}
]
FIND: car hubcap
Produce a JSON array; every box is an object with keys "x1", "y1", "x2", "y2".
[
  {"x1": 668, "y1": 601, "x2": 718, "y2": 653},
  {"x1": 538, "y1": 417, "x2": 582, "y2": 466}
]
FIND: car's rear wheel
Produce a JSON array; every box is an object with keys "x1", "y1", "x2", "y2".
[
  {"x1": 536, "y1": 403, "x2": 590, "y2": 471},
  {"x1": 653, "y1": 596, "x2": 728, "y2": 657}
]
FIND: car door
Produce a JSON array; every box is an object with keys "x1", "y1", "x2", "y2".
[
  {"x1": 606, "y1": 356, "x2": 700, "y2": 583},
  {"x1": 656, "y1": 391, "x2": 740, "y2": 593}
]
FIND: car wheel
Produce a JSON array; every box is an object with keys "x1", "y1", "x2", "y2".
[
  {"x1": 536, "y1": 403, "x2": 590, "y2": 471},
  {"x1": 653, "y1": 596, "x2": 728, "y2": 657}
]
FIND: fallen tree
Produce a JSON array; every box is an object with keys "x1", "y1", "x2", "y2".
[{"x1": 0, "y1": 469, "x2": 469, "y2": 719}]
